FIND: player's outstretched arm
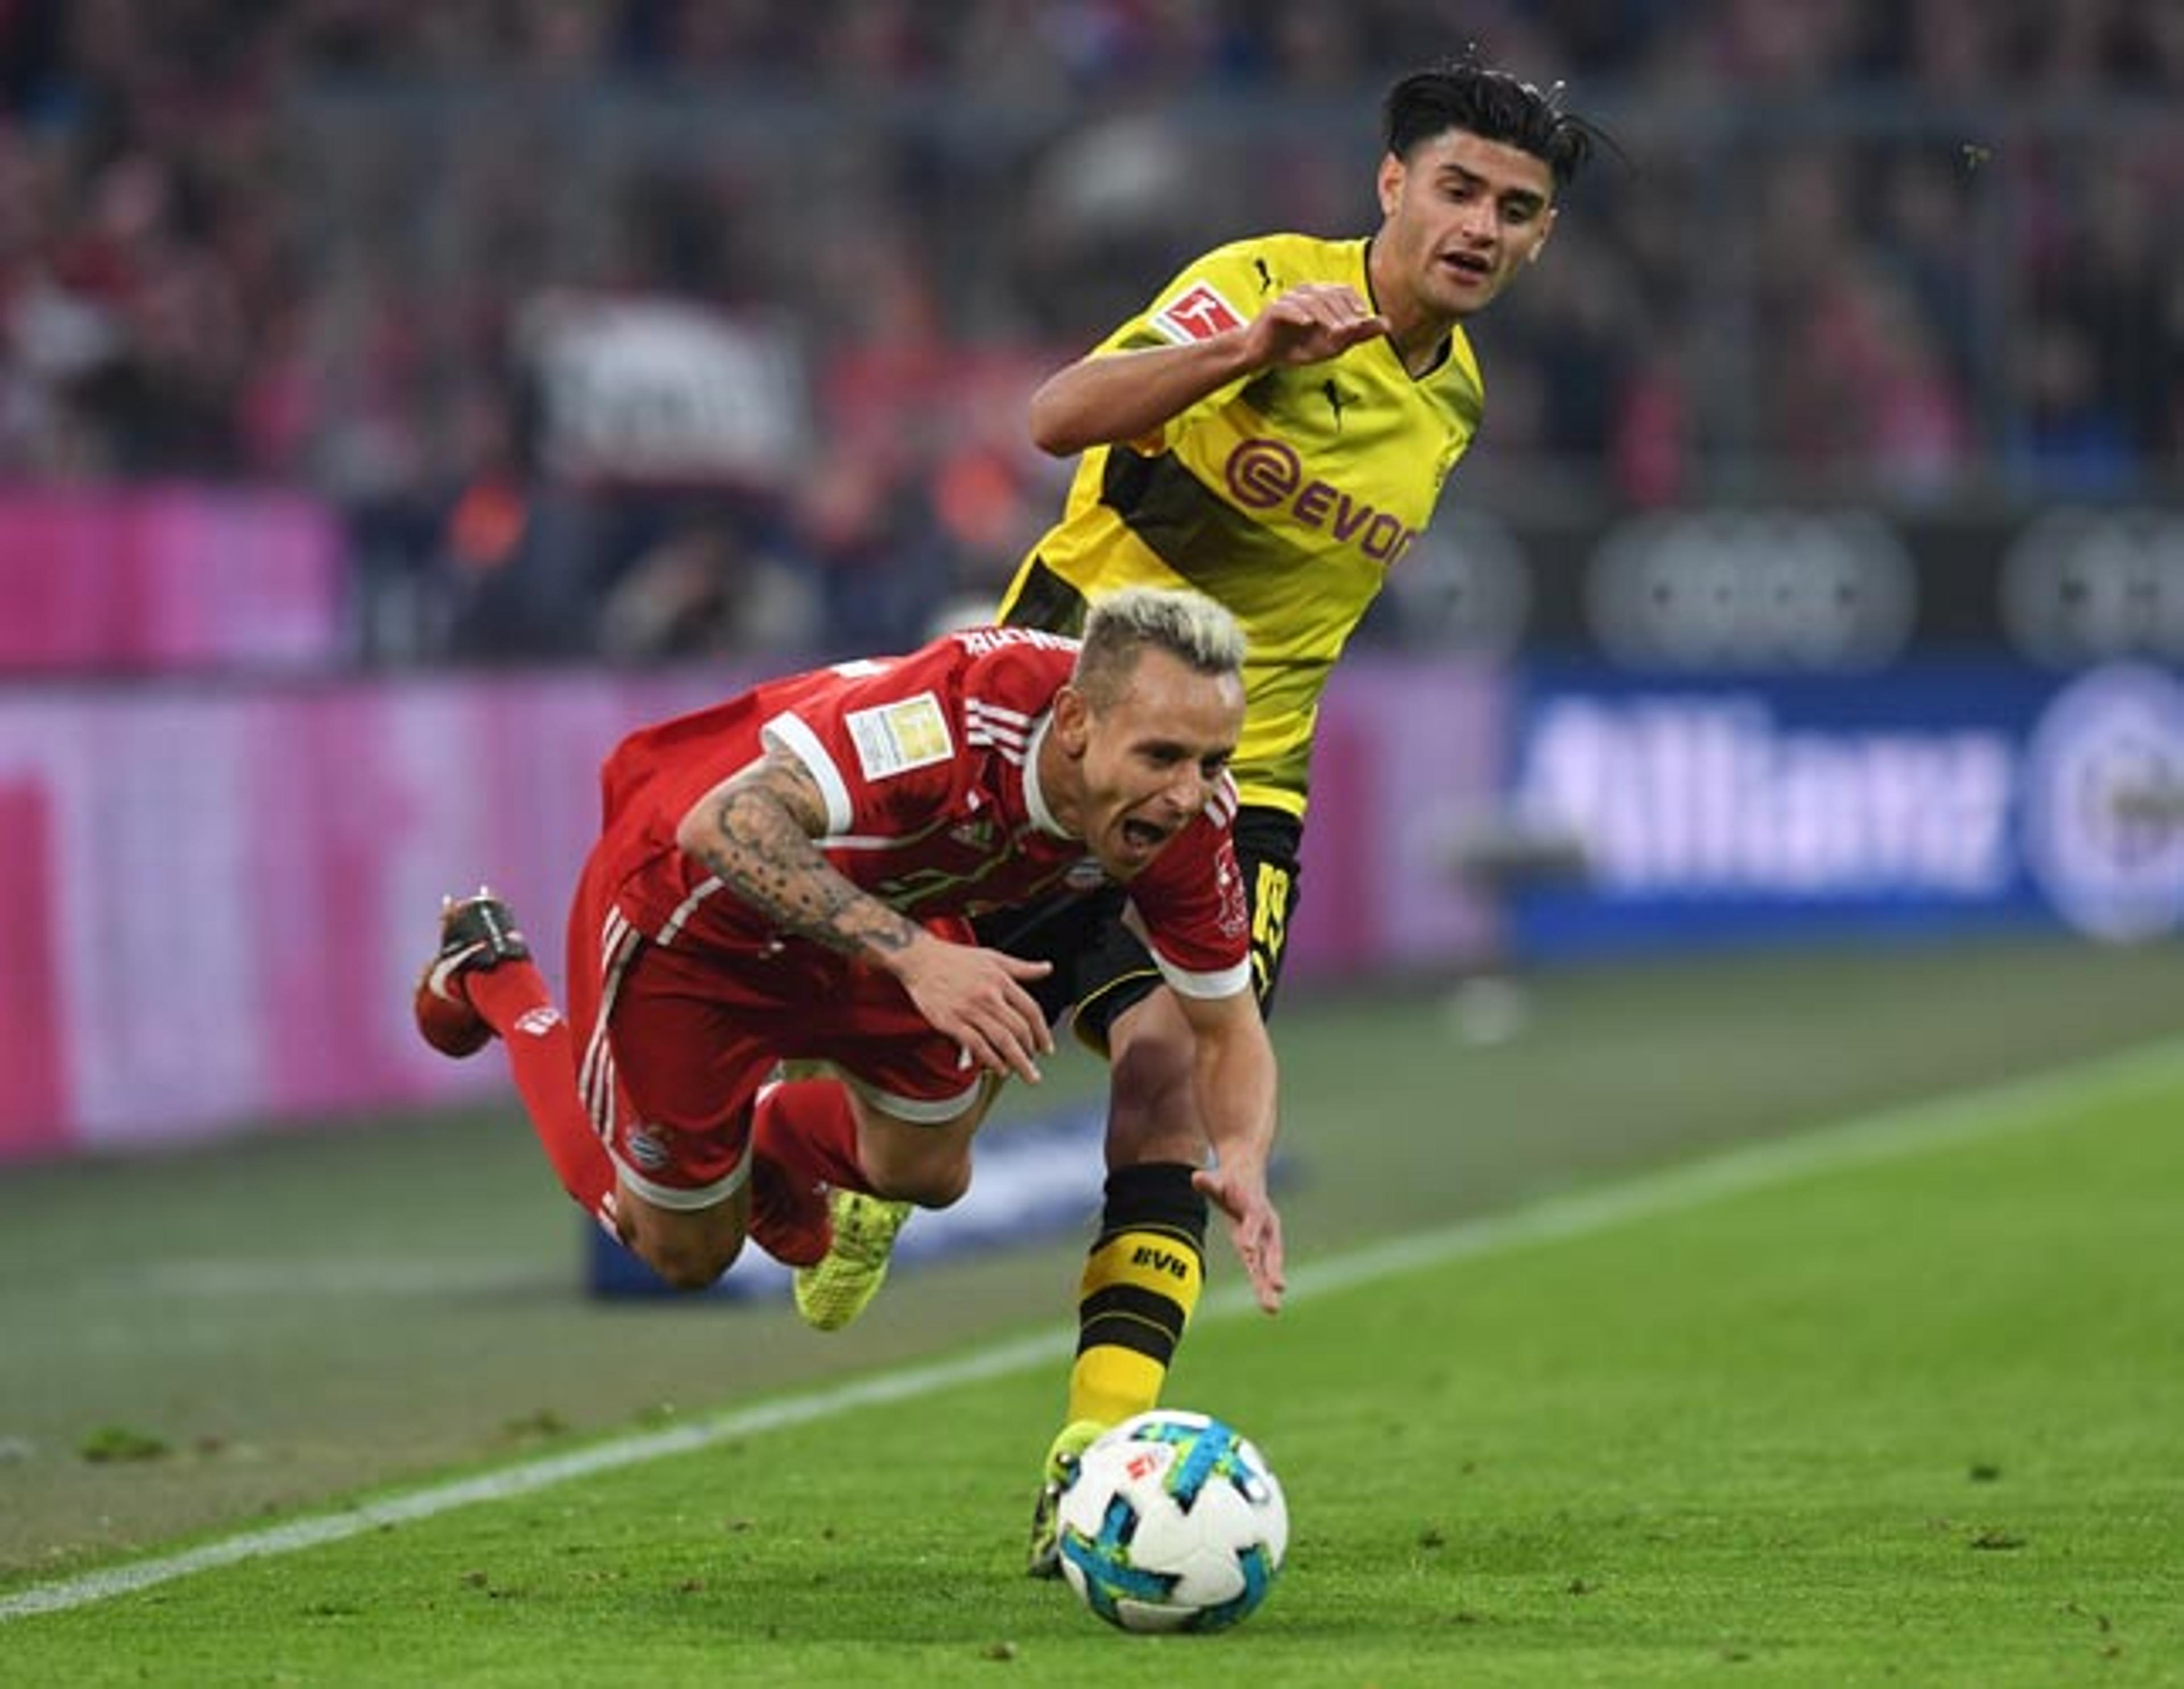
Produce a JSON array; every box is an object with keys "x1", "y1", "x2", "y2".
[
  {"x1": 676, "y1": 755, "x2": 1053, "y2": 1082},
  {"x1": 1029, "y1": 283, "x2": 1391, "y2": 458},
  {"x1": 1175, "y1": 988, "x2": 1285, "y2": 1314}
]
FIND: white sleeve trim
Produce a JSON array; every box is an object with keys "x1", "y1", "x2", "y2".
[
  {"x1": 760, "y1": 709, "x2": 853, "y2": 835},
  {"x1": 1149, "y1": 949, "x2": 1253, "y2": 1001}
]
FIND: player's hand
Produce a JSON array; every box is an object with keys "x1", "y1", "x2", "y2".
[
  {"x1": 894, "y1": 936, "x2": 1054, "y2": 1084},
  {"x1": 1193, "y1": 1164, "x2": 1285, "y2": 1314},
  {"x1": 1244, "y1": 283, "x2": 1390, "y2": 369}
]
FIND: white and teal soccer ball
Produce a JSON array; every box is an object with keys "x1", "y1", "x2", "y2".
[{"x1": 1055, "y1": 1409, "x2": 1288, "y2": 1633}]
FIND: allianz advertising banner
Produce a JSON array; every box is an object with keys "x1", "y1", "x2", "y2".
[{"x1": 1504, "y1": 660, "x2": 2184, "y2": 959}]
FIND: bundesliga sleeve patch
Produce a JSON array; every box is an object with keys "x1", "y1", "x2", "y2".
[
  {"x1": 1149, "y1": 279, "x2": 1244, "y2": 344},
  {"x1": 846, "y1": 692, "x2": 953, "y2": 781}
]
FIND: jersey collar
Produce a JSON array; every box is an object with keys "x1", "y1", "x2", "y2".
[
  {"x1": 1021, "y1": 712, "x2": 1074, "y2": 839},
  {"x1": 1359, "y1": 235, "x2": 1454, "y2": 380}
]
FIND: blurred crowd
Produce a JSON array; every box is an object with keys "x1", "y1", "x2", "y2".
[{"x1": 2, "y1": 0, "x2": 2180, "y2": 664}]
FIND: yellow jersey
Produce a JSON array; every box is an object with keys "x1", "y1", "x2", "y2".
[{"x1": 998, "y1": 232, "x2": 1484, "y2": 815}]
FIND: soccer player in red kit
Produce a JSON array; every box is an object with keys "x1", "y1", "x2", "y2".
[{"x1": 413, "y1": 586, "x2": 1285, "y2": 1316}]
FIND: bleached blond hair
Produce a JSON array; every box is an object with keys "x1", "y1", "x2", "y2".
[{"x1": 1074, "y1": 587, "x2": 1248, "y2": 710}]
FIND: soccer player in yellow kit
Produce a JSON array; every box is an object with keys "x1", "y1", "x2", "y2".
[{"x1": 796, "y1": 56, "x2": 1600, "y2": 1574}]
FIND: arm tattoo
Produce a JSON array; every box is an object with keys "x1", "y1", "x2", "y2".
[{"x1": 689, "y1": 755, "x2": 921, "y2": 958}]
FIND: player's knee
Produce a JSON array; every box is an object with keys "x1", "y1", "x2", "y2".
[
  {"x1": 912, "y1": 1157, "x2": 973, "y2": 1210},
  {"x1": 1115, "y1": 1042, "x2": 1194, "y2": 1112},
  {"x1": 868, "y1": 1146, "x2": 973, "y2": 1211},
  {"x1": 643, "y1": 1232, "x2": 744, "y2": 1291},
  {"x1": 1109, "y1": 1004, "x2": 1195, "y2": 1101},
  {"x1": 895, "y1": 1162, "x2": 974, "y2": 1210},
  {"x1": 1106, "y1": 1007, "x2": 1202, "y2": 1158}
]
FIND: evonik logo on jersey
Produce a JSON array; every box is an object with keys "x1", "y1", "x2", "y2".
[
  {"x1": 1223, "y1": 437, "x2": 1417, "y2": 563},
  {"x1": 1151, "y1": 281, "x2": 1244, "y2": 344}
]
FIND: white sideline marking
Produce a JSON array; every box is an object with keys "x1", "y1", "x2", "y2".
[{"x1": 7, "y1": 1034, "x2": 2181, "y2": 1622}]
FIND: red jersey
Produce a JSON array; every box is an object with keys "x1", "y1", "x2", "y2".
[{"x1": 593, "y1": 626, "x2": 1252, "y2": 999}]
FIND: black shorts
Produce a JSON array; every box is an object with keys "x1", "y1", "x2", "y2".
[{"x1": 970, "y1": 806, "x2": 1304, "y2": 1052}]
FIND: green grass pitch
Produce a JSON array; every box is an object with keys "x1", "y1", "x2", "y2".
[{"x1": 2, "y1": 939, "x2": 2181, "y2": 1684}]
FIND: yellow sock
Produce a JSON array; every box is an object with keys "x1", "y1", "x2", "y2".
[{"x1": 1065, "y1": 1165, "x2": 1206, "y2": 1426}]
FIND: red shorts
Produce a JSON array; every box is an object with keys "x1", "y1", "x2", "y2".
[{"x1": 564, "y1": 847, "x2": 981, "y2": 1211}]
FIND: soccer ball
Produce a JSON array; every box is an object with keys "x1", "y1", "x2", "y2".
[{"x1": 1055, "y1": 1409, "x2": 1288, "y2": 1633}]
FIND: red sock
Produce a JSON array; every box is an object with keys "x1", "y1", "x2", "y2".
[
  {"x1": 744, "y1": 1081, "x2": 874, "y2": 1270},
  {"x1": 746, "y1": 1128, "x2": 830, "y2": 1269},
  {"x1": 466, "y1": 963, "x2": 618, "y2": 1232},
  {"x1": 752, "y1": 1079, "x2": 872, "y2": 1195}
]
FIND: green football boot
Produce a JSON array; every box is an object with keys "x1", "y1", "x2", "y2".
[
  {"x1": 1025, "y1": 1418, "x2": 1107, "y2": 1579},
  {"x1": 792, "y1": 1190, "x2": 913, "y2": 1332}
]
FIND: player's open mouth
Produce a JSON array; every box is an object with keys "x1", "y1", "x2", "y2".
[
  {"x1": 1121, "y1": 819, "x2": 1167, "y2": 851},
  {"x1": 1444, "y1": 252, "x2": 1492, "y2": 279}
]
